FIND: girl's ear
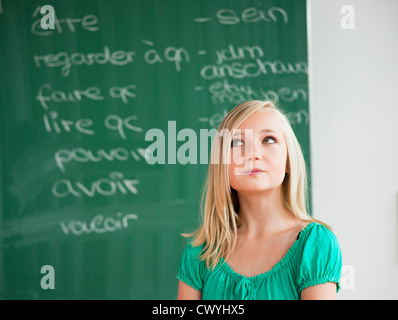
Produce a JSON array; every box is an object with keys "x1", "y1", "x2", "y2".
[{"x1": 285, "y1": 161, "x2": 290, "y2": 174}]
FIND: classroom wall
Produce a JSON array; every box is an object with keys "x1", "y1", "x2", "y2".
[{"x1": 307, "y1": 0, "x2": 398, "y2": 299}]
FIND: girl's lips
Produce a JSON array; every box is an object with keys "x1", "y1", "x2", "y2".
[
  {"x1": 248, "y1": 171, "x2": 264, "y2": 176},
  {"x1": 244, "y1": 169, "x2": 264, "y2": 175}
]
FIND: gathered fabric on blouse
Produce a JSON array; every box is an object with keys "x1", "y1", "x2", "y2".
[{"x1": 177, "y1": 222, "x2": 342, "y2": 300}]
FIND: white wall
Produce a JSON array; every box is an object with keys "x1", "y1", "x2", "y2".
[{"x1": 307, "y1": 0, "x2": 398, "y2": 299}]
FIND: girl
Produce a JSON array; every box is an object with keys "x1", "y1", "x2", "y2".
[{"x1": 177, "y1": 100, "x2": 342, "y2": 300}]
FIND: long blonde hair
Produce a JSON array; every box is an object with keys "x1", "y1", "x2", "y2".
[{"x1": 185, "y1": 100, "x2": 328, "y2": 269}]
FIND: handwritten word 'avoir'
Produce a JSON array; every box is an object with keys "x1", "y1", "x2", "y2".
[
  {"x1": 60, "y1": 212, "x2": 138, "y2": 236},
  {"x1": 33, "y1": 46, "x2": 135, "y2": 77},
  {"x1": 52, "y1": 171, "x2": 139, "y2": 198}
]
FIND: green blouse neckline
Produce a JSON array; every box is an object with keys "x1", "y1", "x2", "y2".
[{"x1": 218, "y1": 222, "x2": 317, "y2": 284}]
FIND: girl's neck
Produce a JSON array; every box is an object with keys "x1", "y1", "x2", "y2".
[{"x1": 236, "y1": 187, "x2": 298, "y2": 237}]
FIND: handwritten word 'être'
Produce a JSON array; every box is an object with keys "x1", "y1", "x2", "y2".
[
  {"x1": 31, "y1": 6, "x2": 99, "y2": 36},
  {"x1": 60, "y1": 212, "x2": 138, "y2": 236}
]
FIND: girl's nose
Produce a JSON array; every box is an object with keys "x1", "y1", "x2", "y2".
[{"x1": 247, "y1": 141, "x2": 261, "y2": 161}]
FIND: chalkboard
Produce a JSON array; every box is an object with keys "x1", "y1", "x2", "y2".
[{"x1": 0, "y1": 0, "x2": 310, "y2": 299}]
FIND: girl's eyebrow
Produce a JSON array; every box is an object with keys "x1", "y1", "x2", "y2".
[{"x1": 233, "y1": 128, "x2": 280, "y2": 136}]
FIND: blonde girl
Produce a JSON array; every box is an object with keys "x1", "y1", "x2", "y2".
[{"x1": 177, "y1": 100, "x2": 342, "y2": 300}]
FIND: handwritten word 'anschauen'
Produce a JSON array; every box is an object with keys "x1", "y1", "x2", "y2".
[
  {"x1": 33, "y1": 46, "x2": 135, "y2": 77},
  {"x1": 60, "y1": 212, "x2": 138, "y2": 236},
  {"x1": 201, "y1": 59, "x2": 307, "y2": 80},
  {"x1": 52, "y1": 171, "x2": 139, "y2": 198}
]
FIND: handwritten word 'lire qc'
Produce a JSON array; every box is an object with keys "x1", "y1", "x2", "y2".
[
  {"x1": 42, "y1": 111, "x2": 142, "y2": 139},
  {"x1": 60, "y1": 212, "x2": 138, "y2": 236}
]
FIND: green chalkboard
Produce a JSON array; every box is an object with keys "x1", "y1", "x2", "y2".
[{"x1": 0, "y1": 0, "x2": 310, "y2": 299}]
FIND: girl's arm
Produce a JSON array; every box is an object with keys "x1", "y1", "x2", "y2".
[
  {"x1": 300, "y1": 282, "x2": 337, "y2": 300},
  {"x1": 176, "y1": 280, "x2": 202, "y2": 300}
]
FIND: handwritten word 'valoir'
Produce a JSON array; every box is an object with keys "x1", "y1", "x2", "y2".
[{"x1": 60, "y1": 212, "x2": 138, "y2": 236}]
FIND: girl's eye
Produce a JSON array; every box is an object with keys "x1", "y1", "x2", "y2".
[
  {"x1": 232, "y1": 136, "x2": 277, "y2": 147},
  {"x1": 264, "y1": 136, "x2": 277, "y2": 144},
  {"x1": 231, "y1": 139, "x2": 242, "y2": 147}
]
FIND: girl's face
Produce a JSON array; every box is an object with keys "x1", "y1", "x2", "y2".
[{"x1": 229, "y1": 109, "x2": 289, "y2": 194}]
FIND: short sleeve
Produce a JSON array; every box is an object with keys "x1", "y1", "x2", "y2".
[
  {"x1": 177, "y1": 242, "x2": 206, "y2": 291},
  {"x1": 297, "y1": 224, "x2": 343, "y2": 293}
]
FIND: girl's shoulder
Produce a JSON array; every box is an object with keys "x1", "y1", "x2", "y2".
[
  {"x1": 296, "y1": 222, "x2": 343, "y2": 292},
  {"x1": 299, "y1": 222, "x2": 339, "y2": 244},
  {"x1": 183, "y1": 241, "x2": 206, "y2": 260}
]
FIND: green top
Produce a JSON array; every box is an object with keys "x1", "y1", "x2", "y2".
[{"x1": 177, "y1": 223, "x2": 342, "y2": 300}]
